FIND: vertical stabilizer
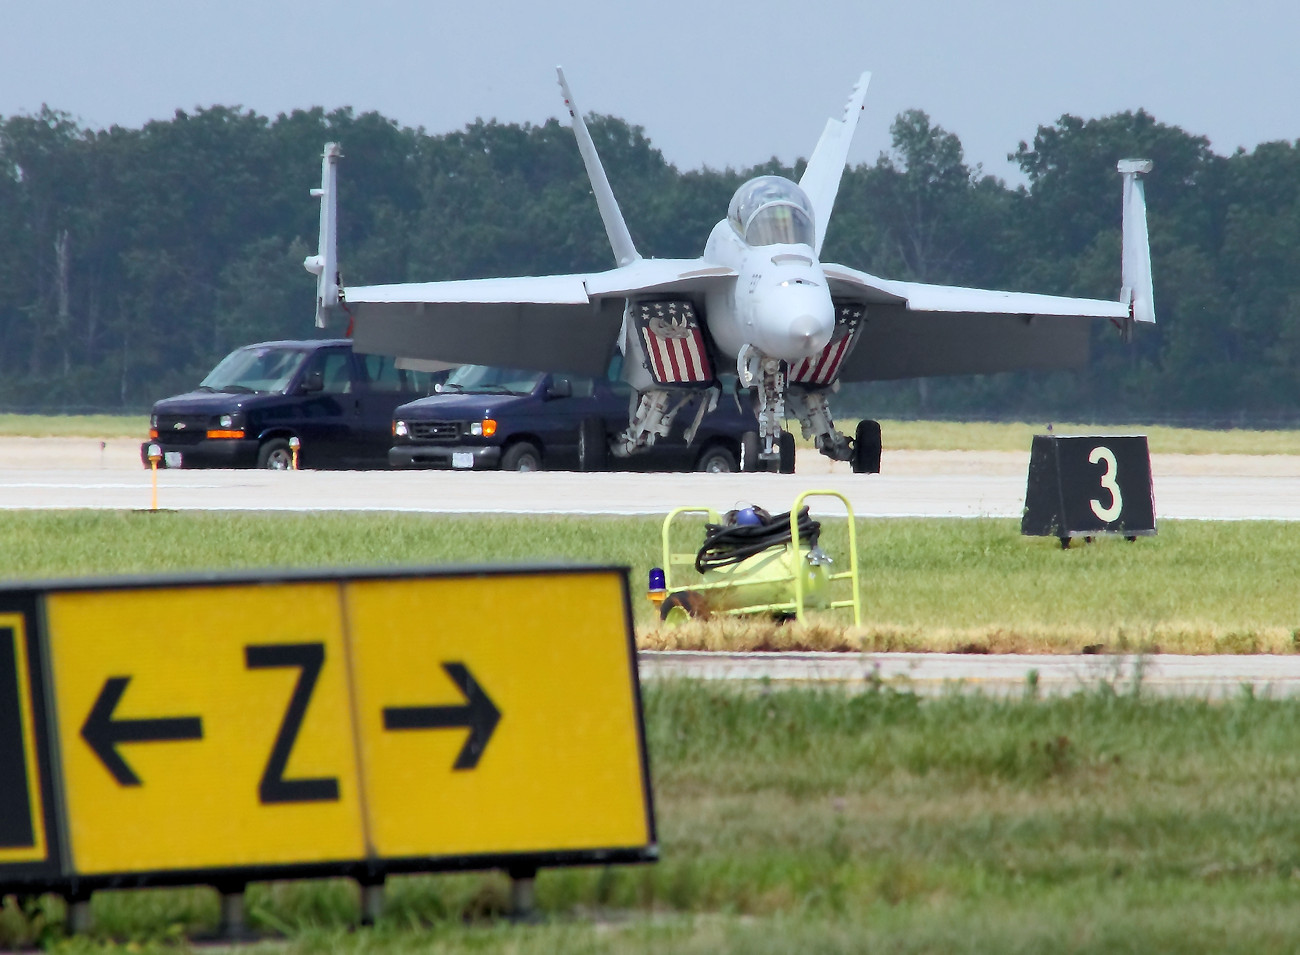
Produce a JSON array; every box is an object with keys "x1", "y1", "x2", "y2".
[
  {"x1": 799, "y1": 72, "x2": 871, "y2": 256},
  {"x1": 1118, "y1": 158, "x2": 1155, "y2": 326},
  {"x1": 557, "y1": 68, "x2": 640, "y2": 268},
  {"x1": 304, "y1": 142, "x2": 341, "y2": 327}
]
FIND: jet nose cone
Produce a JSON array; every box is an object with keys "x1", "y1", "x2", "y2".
[
  {"x1": 790, "y1": 311, "x2": 830, "y2": 352},
  {"x1": 768, "y1": 302, "x2": 832, "y2": 359},
  {"x1": 751, "y1": 280, "x2": 836, "y2": 360}
]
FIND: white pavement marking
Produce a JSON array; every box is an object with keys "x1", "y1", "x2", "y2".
[{"x1": 639, "y1": 651, "x2": 1300, "y2": 697}]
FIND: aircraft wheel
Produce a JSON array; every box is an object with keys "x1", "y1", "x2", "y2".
[
  {"x1": 851, "y1": 419, "x2": 882, "y2": 474},
  {"x1": 778, "y1": 431, "x2": 796, "y2": 474},
  {"x1": 577, "y1": 416, "x2": 606, "y2": 471},
  {"x1": 660, "y1": 590, "x2": 710, "y2": 626},
  {"x1": 696, "y1": 445, "x2": 738, "y2": 473},
  {"x1": 258, "y1": 438, "x2": 294, "y2": 470},
  {"x1": 501, "y1": 441, "x2": 542, "y2": 472},
  {"x1": 739, "y1": 431, "x2": 761, "y2": 472}
]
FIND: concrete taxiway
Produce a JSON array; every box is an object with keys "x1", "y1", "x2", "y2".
[
  {"x1": 2, "y1": 438, "x2": 1298, "y2": 520},
  {"x1": 639, "y1": 651, "x2": 1300, "y2": 697}
]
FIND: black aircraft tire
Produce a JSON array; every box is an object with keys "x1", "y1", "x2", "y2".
[
  {"x1": 778, "y1": 431, "x2": 796, "y2": 474},
  {"x1": 852, "y1": 419, "x2": 882, "y2": 474},
  {"x1": 739, "y1": 431, "x2": 761, "y2": 472},
  {"x1": 501, "y1": 441, "x2": 542, "y2": 472},
  {"x1": 577, "y1": 416, "x2": 607, "y2": 471}
]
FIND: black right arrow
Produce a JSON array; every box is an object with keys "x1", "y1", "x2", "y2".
[
  {"x1": 382, "y1": 662, "x2": 500, "y2": 770},
  {"x1": 81, "y1": 676, "x2": 204, "y2": 786}
]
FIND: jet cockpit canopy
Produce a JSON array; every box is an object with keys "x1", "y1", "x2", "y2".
[{"x1": 727, "y1": 175, "x2": 816, "y2": 247}]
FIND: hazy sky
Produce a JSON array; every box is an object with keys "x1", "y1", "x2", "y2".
[{"x1": 2, "y1": 0, "x2": 1296, "y2": 183}]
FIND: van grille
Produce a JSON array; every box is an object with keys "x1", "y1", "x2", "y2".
[
  {"x1": 155, "y1": 414, "x2": 210, "y2": 446},
  {"x1": 408, "y1": 420, "x2": 463, "y2": 443}
]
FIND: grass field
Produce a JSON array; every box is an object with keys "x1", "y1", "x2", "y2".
[
  {"x1": 9, "y1": 686, "x2": 1300, "y2": 952},
  {"x1": 1, "y1": 511, "x2": 1296, "y2": 652},
  {"x1": 3, "y1": 503, "x2": 1299, "y2": 950},
  {"x1": 877, "y1": 418, "x2": 1300, "y2": 455},
  {"x1": 0, "y1": 414, "x2": 150, "y2": 438},
  {"x1": 5, "y1": 412, "x2": 1300, "y2": 453}
]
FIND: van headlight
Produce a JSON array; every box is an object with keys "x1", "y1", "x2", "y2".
[{"x1": 394, "y1": 420, "x2": 409, "y2": 438}]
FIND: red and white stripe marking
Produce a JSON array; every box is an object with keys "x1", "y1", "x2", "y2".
[
  {"x1": 791, "y1": 332, "x2": 854, "y2": 385},
  {"x1": 641, "y1": 326, "x2": 712, "y2": 384}
]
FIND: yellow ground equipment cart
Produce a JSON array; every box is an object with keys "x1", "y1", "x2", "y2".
[{"x1": 650, "y1": 490, "x2": 861, "y2": 625}]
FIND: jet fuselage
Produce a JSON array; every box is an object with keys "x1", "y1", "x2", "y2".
[{"x1": 702, "y1": 219, "x2": 836, "y2": 368}]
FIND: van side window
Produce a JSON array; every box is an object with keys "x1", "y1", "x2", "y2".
[
  {"x1": 302, "y1": 351, "x2": 354, "y2": 394},
  {"x1": 360, "y1": 354, "x2": 403, "y2": 392},
  {"x1": 361, "y1": 354, "x2": 441, "y2": 394}
]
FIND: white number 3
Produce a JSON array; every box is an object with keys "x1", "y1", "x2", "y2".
[{"x1": 1088, "y1": 446, "x2": 1123, "y2": 522}]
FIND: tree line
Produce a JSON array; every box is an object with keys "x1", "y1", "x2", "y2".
[{"x1": 1, "y1": 101, "x2": 1297, "y2": 423}]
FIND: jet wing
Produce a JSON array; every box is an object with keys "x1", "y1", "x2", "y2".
[
  {"x1": 346, "y1": 260, "x2": 735, "y2": 378},
  {"x1": 822, "y1": 264, "x2": 1131, "y2": 381}
]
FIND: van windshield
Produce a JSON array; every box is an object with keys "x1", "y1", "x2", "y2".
[
  {"x1": 199, "y1": 345, "x2": 309, "y2": 394},
  {"x1": 441, "y1": 365, "x2": 543, "y2": 396}
]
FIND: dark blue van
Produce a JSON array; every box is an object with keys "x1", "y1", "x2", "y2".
[
  {"x1": 388, "y1": 364, "x2": 760, "y2": 472},
  {"x1": 142, "y1": 340, "x2": 439, "y2": 469}
]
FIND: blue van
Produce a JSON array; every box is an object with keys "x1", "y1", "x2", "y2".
[
  {"x1": 389, "y1": 364, "x2": 761, "y2": 472},
  {"x1": 142, "y1": 340, "x2": 439, "y2": 469}
]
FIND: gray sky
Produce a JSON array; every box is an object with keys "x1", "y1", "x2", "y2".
[{"x1": 2, "y1": 0, "x2": 1296, "y2": 183}]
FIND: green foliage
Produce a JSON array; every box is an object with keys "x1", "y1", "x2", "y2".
[{"x1": 2, "y1": 101, "x2": 1299, "y2": 424}]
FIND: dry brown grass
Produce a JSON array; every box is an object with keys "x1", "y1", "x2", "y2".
[{"x1": 637, "y1": 618, "x2": 1300, "y2": 655}]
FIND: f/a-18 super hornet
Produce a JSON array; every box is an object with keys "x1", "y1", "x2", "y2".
[{"x1": 305, "y1": 70, "x2": 1154, "y2": 473}]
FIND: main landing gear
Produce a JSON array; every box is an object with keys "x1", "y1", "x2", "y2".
[{"x1": 787, "y1": 386, "x2": 881, "y2": 474}]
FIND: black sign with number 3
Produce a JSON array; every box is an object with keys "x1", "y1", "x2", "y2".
[{"x1": 1021, "y1": 434, "x2": 1156, "y2": 544}]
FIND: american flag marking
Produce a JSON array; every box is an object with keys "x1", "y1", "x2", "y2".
[{"x1": 636, "y1": 300, "x2": 712, "y2": 384}]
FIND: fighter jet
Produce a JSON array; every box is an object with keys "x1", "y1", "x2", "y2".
[{"x1": 305, "y1": 70, "x2": 1154, "y2": 473}]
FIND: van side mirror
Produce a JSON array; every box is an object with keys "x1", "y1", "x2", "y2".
[
  {"x1": 547, "y1": 378, "x2": 572, "y2": 399},
  {"x1": 300, "y1": 370, "x2": 324, "y2": 394}
]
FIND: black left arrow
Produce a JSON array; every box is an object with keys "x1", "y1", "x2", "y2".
[
  {"x1": 382, "y1": 662, "x2": 500, "y2": 770},
  {"x1": 81, "y1": 676, "x2": 204, "y2": 786}
]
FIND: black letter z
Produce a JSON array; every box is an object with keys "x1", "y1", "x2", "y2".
[{"x1": 245, "y1": 643, "x2": 340, "y2": 804}]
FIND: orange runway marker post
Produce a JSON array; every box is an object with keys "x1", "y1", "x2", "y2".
[{"x1": 146, "y1": 443, "x2": 162, "y2": 510}]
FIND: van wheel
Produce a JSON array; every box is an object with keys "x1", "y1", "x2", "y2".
[
  {"x1": 739, "y1": 431, "x2": 761, "y2": 472},
  {"x1": 577, "y1": 416, "x2": 606, "y2": 471},
  {"x1": 696, "y1": 445, "x2": 738, "y2": 473},
  {"x1": 852, "y1": 420, "x2": 882, "y2": 474},
  {"x1": 501, "y1": 441, "x2": 542, "y2": 472},
  {"x1": 258, "y1": 438, "x2": 294, "y2": 470}
]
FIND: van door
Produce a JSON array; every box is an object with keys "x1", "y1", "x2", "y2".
[
  {"x1": 288, "y1": 347, "x2": 356, "y2": 466},
  {"x1": 542, "y1": 374, "x2": 601, "y2": 468}
]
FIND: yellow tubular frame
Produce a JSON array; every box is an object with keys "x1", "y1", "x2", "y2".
[{"x1": 658, "y1": 492, "x2": 860, "y2": 625}]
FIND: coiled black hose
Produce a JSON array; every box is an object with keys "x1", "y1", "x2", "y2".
[{"x1": 694, "y1": 506, "x2": 821, "y2": 573}]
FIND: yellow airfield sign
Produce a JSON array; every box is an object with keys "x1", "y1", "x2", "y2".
[{"x1": 0, "y1": 566, "x2": 654, "y2": 892}]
